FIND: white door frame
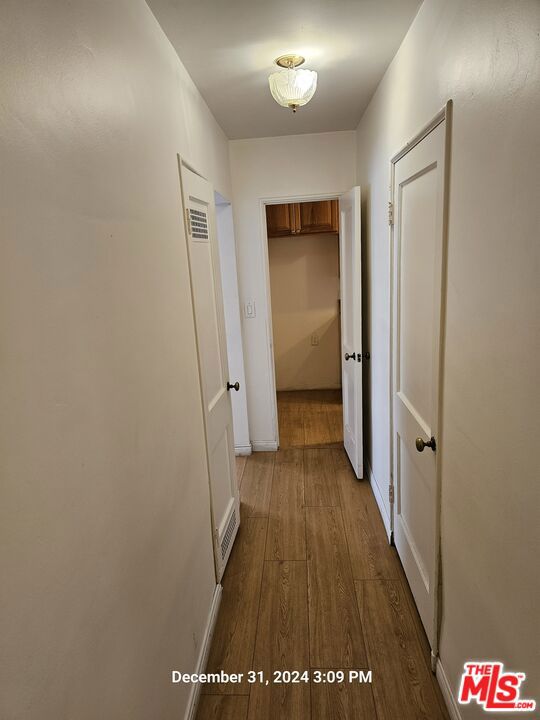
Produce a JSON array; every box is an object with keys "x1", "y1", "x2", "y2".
[
  {"x1": 388, "y1": 101, "x2": 452, "y2": 668},
  {"x1": 259, "y1": 191, "x2": 346, "y2": 446}
]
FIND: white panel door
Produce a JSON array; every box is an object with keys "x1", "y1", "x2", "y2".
[
  {"x1": 339, "y1": 187, "x2": 363, "y2": 478},
  {"x1": 392, "y1": 121, "x2": 446, "y2": 648},
  {"x1": 180, "y1": 163, "x2": 240, "y2": 581}
]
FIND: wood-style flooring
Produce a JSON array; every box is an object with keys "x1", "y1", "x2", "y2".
[{"x1": 197, "y1": 390, "x2": 449, "y2": 720}]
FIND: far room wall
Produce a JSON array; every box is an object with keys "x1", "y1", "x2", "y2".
[{"x1": 269, "y1": 232, "x2": 341, "y2": 391}]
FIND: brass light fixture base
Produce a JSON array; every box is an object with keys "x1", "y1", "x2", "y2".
[{"x1": 275, "y1": 54, "x2": 305, "y2": 69}]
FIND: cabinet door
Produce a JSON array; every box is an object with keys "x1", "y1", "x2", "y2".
[
  {"x1": 266, "y1": 203, "x2": 295, "y2": 237},
  {"x1": 297, "y1": 200, "x2": 338, "y2": 234}
]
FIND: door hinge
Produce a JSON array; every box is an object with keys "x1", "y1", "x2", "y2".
[
  {"x1": 388, "y1": 485, "x2": 394, "y2": 504},
  {"x1": 185, "y1": 208, "x2": 192, "y2": 235},
  {"x1": 388, "y1": 201, "x2": 394, "y2": 226}
]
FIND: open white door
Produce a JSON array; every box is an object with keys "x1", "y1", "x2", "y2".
[
  {"x1": 391, "y1": 117, "x2": 447, "y2": 651},
  {"x1": 339, "y1": 187, "x2": 363, "y2": 478},
  {"x1": 179, "y1": 161, "x2": 240, "y2": 581}
]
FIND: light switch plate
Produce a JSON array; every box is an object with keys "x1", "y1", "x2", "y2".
[{"x1": 244, "y1": 300, "x2": 256, "y2": 319}]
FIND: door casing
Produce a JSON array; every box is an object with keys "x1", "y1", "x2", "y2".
[{"x1": 259, "y1": 191, "x2": 346, "y2": 447}]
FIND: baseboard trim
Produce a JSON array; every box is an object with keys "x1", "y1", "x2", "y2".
[
  {"x1": 365, "y1": 458, "x2": 392, "y2": 540},
  {"x1": 251, "y1": 440, "x2": 278, "y2": 452},
  {"x1": 234, "y1": 444, "x2": 252, "y2": 456},
  {"x1": 436, "y1": 659, "x2": 462, "y2": 720},
  {"x1": 184, "y1": 584, "x2": 223, "y2": 720}
]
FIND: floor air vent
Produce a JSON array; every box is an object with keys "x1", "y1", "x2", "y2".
[
  {"x1": 189, "y1": 208, "x2": 209, "y2": 239},
  {"x1": 221, "y1": 508, "x2": 237, "y2": 561}
]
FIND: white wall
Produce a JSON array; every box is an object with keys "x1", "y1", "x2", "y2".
[
  {"x1": 230, "y1": 132, "x2": 356, "y2": 447},
  {"x1": 355, "y1": 0, "x2": 540, "y2": 715},
  {"x1": 0, "y1": 1, "x2": 231, "y2": 718},
  {"x1": 216, "y1": 197, "x2": 251, "y2": 453},
  {"x1": 269, "y1": 232, "x2": 341, "y2": 391}
]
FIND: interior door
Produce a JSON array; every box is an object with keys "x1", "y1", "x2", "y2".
[
  {"x1": 179, "y1": 162, "x2": 240, "y2": 581},
  {"x1": 339, "y1": 187, "x2": 363, "y2": 478},
  {"x1": 392, "y1": 120, "x2": 446, "y2": 648}
]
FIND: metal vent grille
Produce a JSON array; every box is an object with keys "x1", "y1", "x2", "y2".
[
  {"x1": 221, "y1": 508, "x2": 237, "y2": 561},
  {"x1": 189, "y1": 208, "x2": 209, "y2": 239}
]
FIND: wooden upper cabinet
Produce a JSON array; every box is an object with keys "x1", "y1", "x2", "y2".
[
  {"x1": 266, "y1": 200, "x2": 339, "y2": 237},
  {"x1": 265, "y1": 203, "x2": 296, "y2": 237},
  {"x1": 296, "y1": 200, "x2": 339, "y2": 234}
]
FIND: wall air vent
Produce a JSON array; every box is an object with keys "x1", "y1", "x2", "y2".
[
  {"x1": 221, "y1": 507, "x2": 237, "y2": 561},
  {"x1": 189, "y1": 208, "x2": 209, "y2": 240}
]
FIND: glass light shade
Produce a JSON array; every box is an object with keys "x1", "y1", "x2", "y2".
[{"x1": 268, "y1": 67, "x2": 318, "y2": 110}]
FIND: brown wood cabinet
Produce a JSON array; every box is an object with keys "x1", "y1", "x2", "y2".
[
  {"x1": 265, "y1": 203, "x2": 296, "y2": 237},
  {"x1": 266, "y1": 200, "x2": 338, "y2": 237}
]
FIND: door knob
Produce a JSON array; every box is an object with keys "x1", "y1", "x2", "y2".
[
  {"x1": 415, "y1": 436, "x2": 436, "y2": 453},
  {"x1": 344, "y1": 352, "x2": 356, "y2": 361},
  {"x1": 227, "y1": 381, "x2": 240, "y2": 392}
]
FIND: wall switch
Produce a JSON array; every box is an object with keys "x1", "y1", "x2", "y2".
[
  {"x1": 311, "y1": 333, "x2": 320, "y2": 346},
  {"x1": 244, "y1": 300, "x2": 256, "y2": 319}
]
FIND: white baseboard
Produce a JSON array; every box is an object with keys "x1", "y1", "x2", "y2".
[
  {"x1": 184, "y1": 584, "x2": 223, "y2": 720},
  {"x1": 251, "y1": 440, "x2": 278, "y2": 452},
  {"x1": 436, "y1": 658, "x2": 462, "y2": 720},
  {"x1": 365, "y1": 458, "x2": 392, "y2": 540},
  {"x1": 234, "y1": 444, "x2": 252, "y2": 456}
]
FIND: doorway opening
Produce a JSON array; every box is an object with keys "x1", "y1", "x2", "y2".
[{"x1": 265, "y1": 198, "x2": 343, "y2": 450}]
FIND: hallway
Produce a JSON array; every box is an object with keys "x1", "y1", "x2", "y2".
[
  {"x1": 3, "y1": 3, "x2": 539, "y2": 718},
  {"x1": 197, "y1": 392, "x2": 449, "y2": 719}
]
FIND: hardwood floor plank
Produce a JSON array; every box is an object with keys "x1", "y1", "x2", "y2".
[
  {"x1": 393, "y1": 564, "x2": 451, "y2": 718},
  {"x1": 310, "y1": 672, "x2": 377, "y2": 720},
  {"x1": 327, "y1": 405, "x2": 343, "y2": 446},
  {"x1": 357, "y1": 580, "x2": 449, "y2": 720},
  {"x1": 266, "y1": 450, "x2": 306, "y2": 561},
  {"x1": 303, "y1": 389, "x2": 340, "y2": 411},
  {"x1": 306, "y1": 507, "x2": 367, "y2": 668},
  {"x1": 304, "y1": 449, "x2": 340, "y2": 507},
  {"x1": 277, "y1": 390, "x2": 343, "y2": 449},
  {"x1": 203, "y1": 518, "x2": 267, "y2": 695},
  {"x1": 248, "y1": 561, "x2": 310, "y2": 720},
  {"x1": 196, "y1": 695, "x2": 249, "y2": 720},
  {"x1": 278, "y1": 402, "x2": 304, "y2": 449},
  {"x1": 240, "y1": 452, "x2": 274, "y2": 518},
  {"x1": 334, "y1": 450, "x2": 401, "y2": 580},
  {"x1": 236, "y1": 455, "x2": 247, "y2": 489},
  {"x1": 304, "y1": 408, "x2": 333, "y2": 448}
]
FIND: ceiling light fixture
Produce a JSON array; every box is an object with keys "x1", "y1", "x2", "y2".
[{"x1": 268, "y1": 54, "x2": 317, "y2": 114}]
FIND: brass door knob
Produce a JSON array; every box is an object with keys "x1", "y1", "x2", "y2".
[
  {"x1": 416, "y1": 436, "x2": 436, "y2": 453},
  {"x1": 344, "y1": 352, "x2": 356, "y2": 361},
  {"x1": 227, "y1": 381, "x2": 240, "y2": 392}
]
